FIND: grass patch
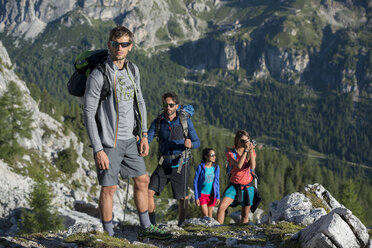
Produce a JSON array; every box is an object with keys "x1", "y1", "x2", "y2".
[
  {"x1": 304, "y1": 189, "x2": 330, "y2": 213},
  {"x1": 260, "y1": 222, "x2": 303, "y2": 246},
  {"x1": 155, "y1": 27, "x2": 170, "y2": 41},
  {"x1": 10, "y1": 150, "x2": 64, "y2": 182},
  {"x1": 64, "y1": 231, "x2": 145, "y2": 248}
]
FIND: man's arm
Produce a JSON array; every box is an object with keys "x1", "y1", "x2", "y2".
[
  {"x1": 83, "y1": 70, "x2": 110, "y2": 170},
  {"x1": 147, "y1": 119, "x2": 157, "y2": 144},
  {"x1": 134, "y1": 65, "x2": 148, "y2": 134},
  {"x1": 186, "y1": 119, "x2": 200, "y2": 149},
  {"x1": 83, "y1": 70, "x2": 104, "y2": 153},
  {"x1": 133, "y1": 65, "x2": 149, "y2": 157},
  {"x1": 215, "y1": 165, "x2": 220, "y2": 200}
]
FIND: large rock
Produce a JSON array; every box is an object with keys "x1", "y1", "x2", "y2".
[
  {"x1": 0, "y1": 160, "x2": 33, "y2": 218},
  {"x1": 293, "y1": 208, "x2": 371, "y2": 248},
  {"x1": 267, "y1": 184, "x2": 343, "y2": 226},
  {"x1": 304, "y1": 183, "x2": 343, "y2": 210},
  {"x1": 268, "y1": 192, "x2": 327, "y2": 226}
]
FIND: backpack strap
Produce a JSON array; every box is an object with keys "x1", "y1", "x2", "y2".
[
  {"x1": 178, "y1": 112, "x2": 189, "y2": 139},
  {"x1": 127, "y1": 61, "x2": 136, "y2": 79},
  {"x1": 96, "y1": 63, "x2": 110, "y2": 100},
  {"x1": 154, "y1": 114, "x2": 162, "y2": 141}
]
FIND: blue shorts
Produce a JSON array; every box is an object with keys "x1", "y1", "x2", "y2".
[{"x1": 223, "y1": 185, "x2": 255, "y2": 206}]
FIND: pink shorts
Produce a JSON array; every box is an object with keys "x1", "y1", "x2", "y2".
[{"x1": 199, "y1": 193, "x2": 216, "y2": 207}]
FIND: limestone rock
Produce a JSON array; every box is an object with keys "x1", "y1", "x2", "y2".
[
  {"x1": 295, "y1": 208, "x2": 370, "y2": 248},
  {"x1": 0, "y1": 0, "x2": 206, "y2": 49},
  {"x1": 220, "y1": 44, "x2": 240, "y2": 70},
  {"x1": 182, "y1": 216, "x2": 220, "y2": 227},
  {"x1": 0, "y1": 160, "x2": 33, "y2": 218},
  {"x1": 268, "y1": 192, "x2": 327, "y2": 225},
  {"x1": 304, "y1": 183, "x2": 343, "y2": 211},
  {"x1": 64, "y1": 222, "x2": 103, "y2": 238}
]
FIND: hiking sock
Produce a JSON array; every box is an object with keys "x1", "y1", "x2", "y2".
[
  {"x1": 149, "y1": 212, "x2": 157, "y2": 226},
  {"x1": 139, "y1": 210, "x2": 151, "y2": 229},
  {"x1": 102, "y1": 220, "x2": 114, "y2": 236}
]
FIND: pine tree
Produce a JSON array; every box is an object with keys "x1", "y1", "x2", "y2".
[
  {"x1": 0, "y1": 81, "x2": 33, "y2": 161},
  {"x1": 19, "y1": 175, "x2": 64, "y2": 234},
  {"x1": 340, "y1": 179, "x2": 365, "y2": 223}
]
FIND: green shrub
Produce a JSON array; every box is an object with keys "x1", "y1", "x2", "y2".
[
  {"x1": 18, "y1": 175, "x2": 64, "y2": 234},
  {"x1": 55, "y1": 145, "x2": 79, "y2": 174}
]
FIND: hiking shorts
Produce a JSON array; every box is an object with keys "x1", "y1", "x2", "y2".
[
  {"x1": 224, "y1": 185, "x2": 255, "y2": 206},
  {"x1": 199, "y1": 193, "x2": 217, "y2": 207},
  {"x1": 149, "y1": 163, "x2": 190, "y2": 200},
  {"x1": 96, "y1": 138, "x2": 146, "y2": 186}
]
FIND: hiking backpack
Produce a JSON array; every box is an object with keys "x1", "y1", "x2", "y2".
[
  {"x1": 154, "y1": 104, "x2": 195, "y2": 140},
  {"x1": 67, "y1": 49, "x2": 135, "y2": 102}
]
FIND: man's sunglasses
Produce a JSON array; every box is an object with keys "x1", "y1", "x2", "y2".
[
  {"x1": 209, "y1": 154, "x2": 216, "y2": 157},
  {"x1": 110, "y1": 41, "x2": 131, "y2": 48},
  {"x1": 163, "y1": 103, "x2": 176, "y2": 108}
]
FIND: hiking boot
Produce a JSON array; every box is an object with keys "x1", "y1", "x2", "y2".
[{"x1": 138, "y1": 224, "x2": 172, "y2": 240}]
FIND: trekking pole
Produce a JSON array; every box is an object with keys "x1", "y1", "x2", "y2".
[{"x1": 183, "y1": 148, "x2": 188, "y2": 210}]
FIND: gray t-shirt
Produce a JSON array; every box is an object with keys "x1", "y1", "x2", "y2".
[{"x1": 115, "y1": 68, "x2": 136, "y2": 140}]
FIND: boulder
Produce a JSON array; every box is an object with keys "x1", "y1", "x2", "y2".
[
  {"x1": 304, "y1": 183, "x2": 343, "y2": 210},
  {"x1": 294, "y1": 208, "x2": 370, "y2": 248},
  {"x1": 267, "y1": 184, "x2": 342, "y2": 226},
  {"x1": 268, "y1": 192, "x2": 327, "y2": 225}
]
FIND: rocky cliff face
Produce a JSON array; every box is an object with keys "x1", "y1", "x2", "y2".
[
  {"x1": 0, "y1": 0, "x2": 207, "y2": 48},
  {"x1": 1, "y1": 0, "x2": 371, "y2": 94}
]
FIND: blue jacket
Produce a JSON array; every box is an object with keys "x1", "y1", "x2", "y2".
[
  {"x1": 148, "y1": 113, "x2": 200, "y2": 158},
  {"x1": 193, "y1": 162, "x2": 220, "y2": 201}
]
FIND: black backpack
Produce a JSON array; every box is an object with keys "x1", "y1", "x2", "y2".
[{"x1": 67, "y1": 49, "x2": 135, "y2": 100}]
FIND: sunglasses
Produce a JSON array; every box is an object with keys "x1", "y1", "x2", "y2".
[
  {"x1": 163, "y1": 103, "x2": 176, "y2": 108},
  {"x1": 110, "y1": 41, "x2": 131, "y2": 48},
  {"x1": 209, "y1": 154, "x2": 216, "y2": 157}
]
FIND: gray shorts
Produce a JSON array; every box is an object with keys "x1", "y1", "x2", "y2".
[{"x1": 96, "y1": 138, "x2": 146, "y2": 186}]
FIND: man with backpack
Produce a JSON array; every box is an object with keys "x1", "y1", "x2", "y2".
[
  {"x1": 147, "y1": 92, "x2": 200, "y2": 226},
  {"x1": 83, "y1": 26, "x2": 171, "y2": 239}
]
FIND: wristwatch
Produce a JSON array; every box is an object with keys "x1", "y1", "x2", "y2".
[
  {"x1": 142, "y1": 134, "x2": 148, "y2": 138},
  {"x1": 244, "y1": 149, "x2": 249, "y2": 153}
]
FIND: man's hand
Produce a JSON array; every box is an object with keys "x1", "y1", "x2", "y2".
[
  {"x1": 195, "y1": 199, "x2": 200, "y2": 206},
  {"x1": 139, "y1": 137, "x2": 149, "y2": 157},
  {"x1": 184, "y1": 138, "x2": 192, "y2": 149},
  {"x1": 216, "y1": 199, "x2": 220, "y2": 205},
  {"x1": 95, "y1": 150, "x2": 109, "y2": 170}
]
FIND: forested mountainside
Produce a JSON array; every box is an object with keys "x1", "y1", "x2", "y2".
[{"x1": 0, "y1": 0, "x2": 371, "y2": 226}]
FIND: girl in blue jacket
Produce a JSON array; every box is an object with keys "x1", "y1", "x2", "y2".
[{"x1": 193, "y1": 148, "x2": 220, "y2": 217}]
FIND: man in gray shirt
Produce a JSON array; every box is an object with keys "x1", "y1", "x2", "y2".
[{"x1": 84, "y1": 26, "x2": 171, "y2": 239}]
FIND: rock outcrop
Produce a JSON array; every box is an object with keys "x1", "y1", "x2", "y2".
[
  {"x1": 267, "y1": 183, "x2": 344, "y2": 226},
  {"x1": 293, "y1": 208, "x2": 371, "y2": 248},
  {"x1": 0, "y1": 0, "x2": 206, "y2": 48}
]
